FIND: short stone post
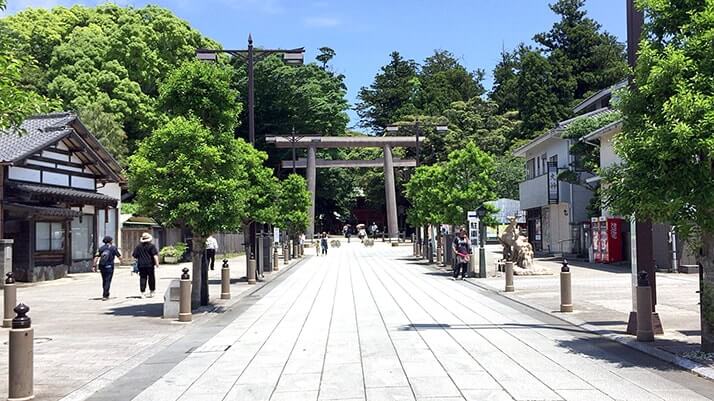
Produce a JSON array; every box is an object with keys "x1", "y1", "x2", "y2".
[
  {"x1": 4, "y1": 272, "x2": 16, "y2": 328},
  {"x1": 560, "y1": 260, "x2": 573, "y2": 312},
  {"x1": 428, "y1": 241, "x2": 434, "y2": 264},
  {"x1": 8, "y1": 303, "x2": 33, "y2": 401},
  {"x1": 247, "y1": 257, "x2": 257, "y2": 285},
  {"x1": 636, "y1": 271, "x2": 655, "y2": 342},
  {"x1": 467, "y1": 251, "x2": 476, "y2": 277},
  {"x1": 220, "y1": 259, "x2": 231, "y2": 300},
  {"x1": 179, "y1": 268, "x2": 192, "y2": 322},
  {"x1": 505, "y1": 261, "x2": 514, "y2": 292},
  {"x1": 289, "y1": 240, "x2": 294, "y2": 259},
  {"x1": 436, "y1": 244, "x2": 443, "y2": 266},
  {"x1": 314, "y1": 241, "x2": 320, "y2": 256},
  {"x1": 284, "y1": 244, "x2": 289, "y2": 264},
  {"x1": 412, "y1": 235, "x2": 417, "y2": 257},
  {"x1": 273, "y1": 247, "x2": 279, "y2": 271}
]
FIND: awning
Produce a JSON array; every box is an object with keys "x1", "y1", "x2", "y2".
[
  {"x1": 3, "y1": 202, "x2": 82, "y2": 218},
  {"x1": 9, "y1": 183, "x2": 118, "y2": 207}
]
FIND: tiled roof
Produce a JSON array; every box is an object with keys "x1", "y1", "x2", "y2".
[
  {"x1": 10, "y1": 182, "x2": 118, "y2": 205},
  {"x1": 3, "y1": 202, "x2": 83, "y2": 218},
  {"x1": 0, "y1": 112, "x2": 77, "y2": 163}
]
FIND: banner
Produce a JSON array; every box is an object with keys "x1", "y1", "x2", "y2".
[{"x1": 547, "y1": 161, "x2": 559, "y2": 204}]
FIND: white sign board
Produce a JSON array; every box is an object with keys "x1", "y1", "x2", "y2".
[{"x1": 273, "y1": 227, "x2": 280, "y2": 244}]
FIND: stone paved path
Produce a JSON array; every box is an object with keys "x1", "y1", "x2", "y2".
[{"x1": 119, "y1": 242, "x2": 714, "y2": 401}]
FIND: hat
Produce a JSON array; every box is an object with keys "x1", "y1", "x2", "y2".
[
  {"x1": 102, "y1": 236, "x2": 113, "y2": 244},
  {"x1": 140, "y1": 233, "x2": 153, "y2": 243}
]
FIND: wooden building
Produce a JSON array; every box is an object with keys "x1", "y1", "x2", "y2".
[{"x1": 0, "y1": 112, "x2": 124, "y2": 282}]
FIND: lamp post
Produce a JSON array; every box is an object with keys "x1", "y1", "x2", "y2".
[
  {"x1": 476, "y1": 205, "x2": 487, "y2": 278},
  {"x1": 197, "y1": 35, "x2": 304, "y2": 278},
  {"x1": 385, "y1": 121, "x2": 448, "y2": 254}
]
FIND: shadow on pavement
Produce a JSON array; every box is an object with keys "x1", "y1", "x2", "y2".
[
  {"x1": 208, "y1": 278, "x2": 243, "y2": 285},
  {"x1": 555, "y1": 336, "x2": 686, "y2": 372},
  {"x1": 422, "y1": 271, "x2": 452, "y2": 277},
  {"x1": 401, "y1": 322, "x2": 589, "y2": 335},
  {"x1": 106, "y1": 302, "x2": 163, "y2": 317}
]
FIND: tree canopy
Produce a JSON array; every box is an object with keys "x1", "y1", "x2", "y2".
[
  {"x1": 600, "y1": 0, "x2": 714, "y2": 351},
  {"x1": 276, "y1": 174, "x2": 311, "y2": 238}
]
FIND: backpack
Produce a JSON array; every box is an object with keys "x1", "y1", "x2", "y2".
[{"x1": 98, "y1": 246, "x2": 113, "y2": 267}]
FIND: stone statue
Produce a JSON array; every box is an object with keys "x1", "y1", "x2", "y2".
[{"x1": 498, "y1": 217, "x2": 548, "y2": 275}]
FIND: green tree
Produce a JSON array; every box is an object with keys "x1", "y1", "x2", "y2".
[
  {"x1": 276, "y1": 174, "x2": 310, "y2": 240},
  {"x1": 159, "y1": 60, "x2": 241, "y2": 132},
  {"x1": 534, "y1": 0, "x2": 628, "y2": 101},
  {"x1": 4, "y1": 4, "x2": 217, "y2": 142},
  {"x1": 356, "y1": 51, "x2": 420, "y2": 131},
  {"x1": 128, "y1": 116, "x2": 269, "y2": 305},
  {"x1": 78, "y1": 102, "x2": 129, "y2": 166},
  {"x1": 405, "y1": 143, "x2": 497, "y2": 227},
  {"x1": 492, "y1": 155, "x2": 525, "y2": 200},
  {"x1": 0, "y1": 4, "x2": 54, "y2": 130},
  {"x1": 415, "y1": 50, "x2": 485, "y2": 116},
  {"x1": 442, "y1": 98, "x2": 520, "y2": 156},
  {"x1": 601, "y1": 0, "x2": 714, "y2": 351},
  {"x1": 316, "y1": 47, "x2": 336, "y2": 70},
  {"x1": 490, "y1": 49, "x2": 521, "y2": 114}
]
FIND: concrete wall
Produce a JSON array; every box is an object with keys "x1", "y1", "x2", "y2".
[{"x1": 542, "y1": 204, "x2": 571, "y2": 253}]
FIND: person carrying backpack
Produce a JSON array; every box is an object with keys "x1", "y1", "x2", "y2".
[
  {"x1": 132, "y1": 233, "x2": 160, "y2": 298},
  {"x1": 93, "y1": 236, "x2": 121, "y2": 300}
]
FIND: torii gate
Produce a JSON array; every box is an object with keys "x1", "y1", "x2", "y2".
[{"x1": 266, "y1": 136, "x2": 418, "y2": 239}]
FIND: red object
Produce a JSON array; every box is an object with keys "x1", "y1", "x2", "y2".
[{"x1": 592, "y1": 217, "x2": 623, "y2": 263}]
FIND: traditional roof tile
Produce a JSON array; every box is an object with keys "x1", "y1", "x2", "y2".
[{"x1": 0, "y1": 112, "x2": 76, "y2": 163}]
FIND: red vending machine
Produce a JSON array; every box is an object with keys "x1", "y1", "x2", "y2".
[
  {"x1": 592, "y1": 217, "x2": 624, "y2": 263},
  {"x1": 604, "y1": 217, "x2": 623, "y2": 263}
]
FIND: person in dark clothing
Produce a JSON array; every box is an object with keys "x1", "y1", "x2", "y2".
[
  {"x1": 93, "y1": 236, "x2": 121, "y2": 300},
  {"x1": 320, "y1": 233, "x2": 329, "y2": 255},
  {"x1": 452, "y1": 227, "x2": 472, "y2": 280},
  {"x1": 132, "y1": 232, "x2": 160, "y2": 298}
]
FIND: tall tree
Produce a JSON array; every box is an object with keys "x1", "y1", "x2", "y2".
[
  {"x1": 316, "y1": 47, "x2": 336, "y2": 70},
  {"x1": 0, "y1": 3, "x2": 54, "y2": 130},
  {"x1": 4, "y1": 4, "x2": 217, "y2": 142},
  {"x1": 128, "y1": 116, "x2": 272, "y2": 306},
  {"x1": 490, "y1": 49, "x2": 521, "y2": 114},
  {"x1": 276, "y1": 174, "x2": 310, "y2": 241},
  {"x1": 78, "y1": 102, "x2": 129, "y2": 166},
  {"x1": 534, "y1": 0, "x2": 628, "y2": 101},
  {"x1": 601, "y1": 0, "x2": 714, "y2": 351},
  {"x1": 159, "y1": 60, "x2": 241, "y2": 133},
  {"x1": 416, "y1": 50, "x2": 485, "y2": 116},
  {"x1": 355, "y1": 51, "x2": 420, "y2": 131}
]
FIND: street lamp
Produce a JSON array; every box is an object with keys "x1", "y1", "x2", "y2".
[
  {"x1": 197, "y1": 34, "x2": 304, "y2": 280},
  {"x1": 476, "y1": 205, "x2": 487, "y2": 278}
]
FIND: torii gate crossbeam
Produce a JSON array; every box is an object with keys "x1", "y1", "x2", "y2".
[{"x1": 266, "y1": 136, "x2": 418, "y2": 239}]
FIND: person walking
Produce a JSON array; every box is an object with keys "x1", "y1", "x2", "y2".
[
  {"x1": 93, "y1": 236, "x2": 121, "y2": 301},
  {"x1": 343, "y1": 224, "x2": 352, "y2": 243},
  {"x1": 320, "y1": 232, "x2": 329, "y2": 255},
  {"x1": 452, "y1": 227, "x2": 472, "y2": 280},
  {"x1": 206, "y1": 235, "x2": 218, "y2": 270},
  {"x1": 132, "y1": 233, "x2": 160, "y2": 298}
]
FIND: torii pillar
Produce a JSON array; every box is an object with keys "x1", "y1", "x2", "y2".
[
  {"x1": 383, "y1": 145, "x2": 399, "y2": 238},
  {"x1": 306, "y1": 145, "x2": 317, "y2": 240}
]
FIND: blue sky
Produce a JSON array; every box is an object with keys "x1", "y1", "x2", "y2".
[{"x1": 3, "y1": 0, "x2": 627, "y2": 129}]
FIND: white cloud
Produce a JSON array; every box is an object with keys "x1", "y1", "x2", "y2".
[
  {"x1": 215, "y1": 0, "x2": 284, "y2": 14},
  {"x1": 304, "y1": 16, "x2": 339, "y2": 28}
]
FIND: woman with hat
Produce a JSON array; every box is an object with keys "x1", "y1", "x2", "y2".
[{"x1": 132, "y1": 232, "x2": 160, "y2": 298}]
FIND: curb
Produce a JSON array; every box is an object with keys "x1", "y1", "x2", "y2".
[{"x1": 462, "y1": 276, "x2": 714, "y2": 382}]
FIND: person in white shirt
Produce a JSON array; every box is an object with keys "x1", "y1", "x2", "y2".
[{"x1": 206, "y1": 235, "x2": 218, "y2": 270}]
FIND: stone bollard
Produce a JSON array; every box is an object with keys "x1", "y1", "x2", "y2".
[
  {"x1": 247, "y1": 258, "x2": 257, "y2": 285},
  {"x1": 179, "y1": 268, "x2": 192, "y2": 322},
  {"x1": 505, "y1": 261, "x2": 514, "y2": 292},
  {"x1": 315, "y1": 241, "x2": 320, "y2": 256},
  {"x1": 273, "y1": 247, "x2": 279, "y2": 271},
  {"x1": 560, "y1": 260, "x2": 573, "y2": 312},
  {"x1": 436, "y1": 245, "x2": 443, "y2": 266},
  {"x1": 221, "y1": 259, "x2": 231, "y2": 300},
  {"x1": 467, "y1": 251, "x2": 476, "y2": 277},
  {"x1": 8, "y1": 303, "x2": 33, "y2": 401},
  {"x1": 284, "y1": 244, "x2": 289, "y2": 264},
  {"x1": 428, "y1": 241, "x2": 434, "y2": 264},
  {"x1": 289, "y1": 240, "x2": 294, "y2": 259},
  {"x1": 4, "y1": 272, "x2": 16, "y2": 328},
  {"x1": 636, "y1": 271, "x2": 654, "y2": 342}
]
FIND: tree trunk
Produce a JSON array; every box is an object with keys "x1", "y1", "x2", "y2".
[
  {"x1": 243, "y1": 223, "x2": 252, "y2": 277},
  {"x1": 191, "y1": 235, "x2": 205, "y2": 309},
  {"x1": 699, "y1": 231, "x2": 714, "y2": 352}
]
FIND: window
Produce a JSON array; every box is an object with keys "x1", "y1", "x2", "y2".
[
  {"x1": 97, "y1": 209, "x2": 117, "y2": 249},
  {"x1": 8, "y1": 166, "x2": 41, "y2": 183},
  {"x1": 35, "y1": 222, "x2": 65, "y2": 251},
  {"x1": 540, "y1": 153, "x2": 547, "y2": 176},
  {"x1": 71, "y1": 176, "x2": 95, "y2": 190},
  {"x1": 526, "y1": 158, "x2": 536, "y2": 180},
  {"x1": 42, "y1": 171, "x2": 69, "y2": 187},
  {"x1": 549, "y1": 154, "x2": 558, "y2": 167},
  {"x1": 71, "y1": 215, "x2": 94, "y2": 260}
]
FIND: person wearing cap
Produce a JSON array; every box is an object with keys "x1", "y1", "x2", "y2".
[
  {"x1": 132, "y1": 232, "x2": 160, "y2": 298},
  {"x1": 93, "y1": 236, "x2": 121, "y2": 300}
]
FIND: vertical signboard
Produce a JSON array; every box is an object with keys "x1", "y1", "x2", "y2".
[{"x1": 547, "y1": 161, "x2": 559, "y2": 204}]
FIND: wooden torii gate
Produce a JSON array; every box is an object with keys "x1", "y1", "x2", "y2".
[{"x1": 266, "y1": 136, "x2": 417, "y2": 239}]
